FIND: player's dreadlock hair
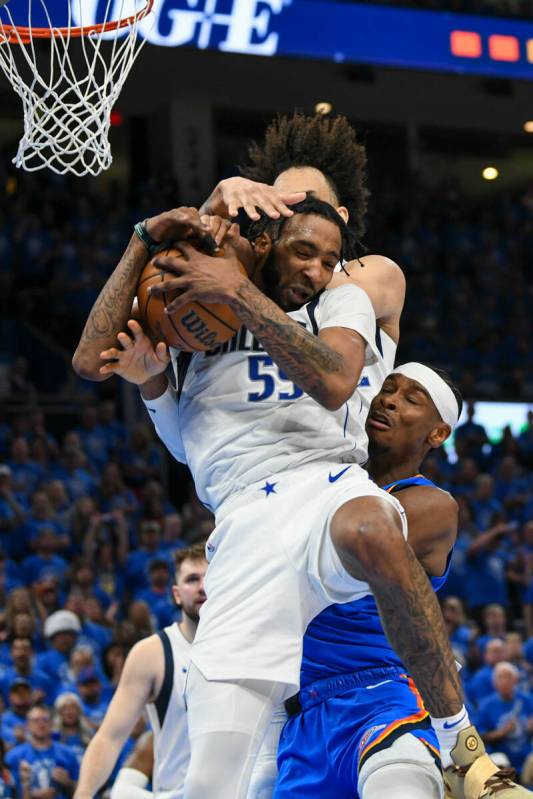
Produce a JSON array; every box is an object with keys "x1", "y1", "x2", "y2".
[
  {"x1": 241, "y1": 112, "x2": 369, "y2": 241},
  {"x1": 247, "y1": 197, "x2": 358, "y2": 264}
]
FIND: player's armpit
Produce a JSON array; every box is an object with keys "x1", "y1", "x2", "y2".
[{"x1": 397, "y1": 486, "x2": 458, "y2": 578}]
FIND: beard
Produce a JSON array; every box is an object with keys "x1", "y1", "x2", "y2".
[
  {"x1": 181, "y1": 603, "x2": 200, "y2": 624},
  {"x1": 260, "y1": 250, "x2": 285, "y2": 308}
]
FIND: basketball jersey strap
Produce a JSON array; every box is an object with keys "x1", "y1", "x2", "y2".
[
  {"x1": 154, "y1": 630, "x2": 174, "y2": 726},
  {"x1": 176, "y1": 352, "x2": 193, "y2": 402}
]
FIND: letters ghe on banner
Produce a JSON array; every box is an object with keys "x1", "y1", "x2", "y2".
[{"x1": 4, "y1": 0, "x2": 533, "y2": 78}]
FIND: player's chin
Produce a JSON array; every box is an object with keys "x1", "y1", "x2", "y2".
[{"x1": 366, "y1": 424, "x2": 393, "y2": 444}]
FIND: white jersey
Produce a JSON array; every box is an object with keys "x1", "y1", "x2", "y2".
[
  {"x1": 146, "y1": 284, "x2": 381, "y2": 515},
  {"x1": 357, "y1": 327, "x2": 397, "y2": 416},
  {"x1": 145, "y1": 624, "x2": 191, "y2": 799}
]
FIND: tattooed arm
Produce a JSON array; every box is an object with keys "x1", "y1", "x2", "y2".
[
  {"x1": 229, "y1": 280, "x2": 366, "y2": 411},
  {"x1": 72, "y1": 235, "x2": 149, "y2": 381},
  {"x1": 151, "y1": 245, "x2": 370, "y2": 411},
  {"x1": 72, "y1": 208, "x2": 214, "y2": 381}
]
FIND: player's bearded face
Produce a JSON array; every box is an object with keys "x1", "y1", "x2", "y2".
[{"x1": 260, "y1": 217, "x2": 341, "y2": 311}]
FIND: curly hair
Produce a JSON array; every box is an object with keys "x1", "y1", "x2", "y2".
[{"x1": 240, "y1": 112, "x2": 369, "y2": 240}]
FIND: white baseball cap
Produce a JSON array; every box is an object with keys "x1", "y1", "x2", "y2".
[{"x1": 44, "y1": 610, "x2": 81, "y2": 638}]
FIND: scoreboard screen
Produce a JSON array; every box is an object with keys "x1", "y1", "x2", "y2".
[{"x1": 3, "y1": 0, "x2": 533, "y2": 80}]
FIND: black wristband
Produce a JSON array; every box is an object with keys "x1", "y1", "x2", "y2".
[{"x1": 133, "y1": 219, "x2": 166, "y2": 258}]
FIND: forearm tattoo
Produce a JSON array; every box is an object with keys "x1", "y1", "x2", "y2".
[
  {"x1": 373, "y1": 545, "x2": 464, "y2": 717},
  {"x1": 232, "y1": 280, "x2": 345, "y2": 406},
  {"x1": 80, "y1": 236, "x2": 147, "y2": 344}
]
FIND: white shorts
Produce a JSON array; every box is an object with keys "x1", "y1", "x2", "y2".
[{"x1": 190, "y1": 461, "x2": 406, "y2": 697}]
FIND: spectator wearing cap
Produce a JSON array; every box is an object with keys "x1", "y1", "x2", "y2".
[
  {"x1": 134, "y1": 559, "x2": 176, "y2": 628},
  {"x1": 0, "y1": 464, "x2": 27, "y2": 558},
  {"x1": 125, "y1": 520, "x2": 168, "y2": 593},
  {"x1": 5, "y1": 704, "x2": 79, "y2": 798},
  {"x1": 75, "y1": 668, "x2": 109, "y2": 730},
  {"x1": 37, "y1": 611, "x2": 81, "y2": 682},
  {"x1": 477, "y1": 662, "x2": 533, "y2": 774},
  {"x1": 53, "y1": 693, "x2": 92, "y2": 766},
  {"x1": 1, "y1": 678, "x2": 32, "y2": 747},
  {"x1": 467, "y1": 638, "x2": 509, "y2": 707},
  {"x1": 0, "y1": 637, "x2": 55, "y2": 707},
  {"x1": 22, "y1": 528, "x2": 68, "y2": 587}
]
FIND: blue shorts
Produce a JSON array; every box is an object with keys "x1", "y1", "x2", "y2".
[{"x1": 274, "y1": 666, "x2": 441, "y2": 799}]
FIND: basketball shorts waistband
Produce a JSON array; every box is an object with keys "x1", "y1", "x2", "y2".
[{"x1": 285, "y1": 666, "x2": 406, "y2": 716}]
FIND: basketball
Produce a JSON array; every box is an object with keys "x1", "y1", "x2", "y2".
[{"x1": 136, "y1": 247, "x2": 246, "y2": 352}]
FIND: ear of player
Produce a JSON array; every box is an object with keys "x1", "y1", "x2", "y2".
[
  {"x1": 137, "y1": 245, "x2": 246, "y2": 352},
  {"x1": 444, "y1": 726, "x2": 532, "y2": 799}
]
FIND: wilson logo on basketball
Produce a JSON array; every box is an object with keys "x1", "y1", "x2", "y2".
[
  {"x1": 180, "y1": 310, "x2": 220, "y2": 349},
  {"x1": 136, "y1": 247, "x2": 247, "y2": 352}
]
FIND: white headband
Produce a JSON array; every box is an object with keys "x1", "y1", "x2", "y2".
[{"x1": 391, "y1": 362, "x2": 460, "y2": 429}]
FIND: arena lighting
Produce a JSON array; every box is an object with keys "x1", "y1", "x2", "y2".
[
  {"x1": 524, "y1": 121, "x2": 533, "y2": 133},
  {"x1": 315, "y1": 102, "x2": 332, "y2": 115},
  {"x1": 482, "y1": 166, "x2": 499, "y2": 180}
]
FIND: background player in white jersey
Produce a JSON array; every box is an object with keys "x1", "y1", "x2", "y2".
[
  {"x1": 85, "y1": 199, "x2": 475, "y2": 799},
  {"x1": 73, "y1": 545, "x2": 207, "y2": 799}
]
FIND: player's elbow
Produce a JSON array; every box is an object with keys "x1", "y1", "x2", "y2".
[
  {"x1": 72, "y1": 349, "x2": 107, "y2": 382},
  {"x1": 320, "y1": 378, "x2": 359, "y2": 411},
  {"x1": 321, "y1": 392, "x2": 347, "y2": 412}
]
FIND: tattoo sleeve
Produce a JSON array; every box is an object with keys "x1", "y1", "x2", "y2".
[
  {"x1": 372, "y1": 544, "x2": 464, "y2": 717},
  {"x1": 73, "y1": 235, "x2": 149, "y2": 379},
  {"x1": 230, "y1": 280, "x2": 361, "y2": 409}
]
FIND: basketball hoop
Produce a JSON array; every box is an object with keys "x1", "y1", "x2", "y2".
[{"x1": 0, "y1": 1, "x2": 154, "y2": 176}]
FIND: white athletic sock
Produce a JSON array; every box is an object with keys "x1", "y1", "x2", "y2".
[{"x1": 430, "y1": 706, "x2": 471, "y2": 768}]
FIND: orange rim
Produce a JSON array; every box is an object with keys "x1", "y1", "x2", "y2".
[{"x1": 0, "y1": 0, "x2": 153, "y2": 44}]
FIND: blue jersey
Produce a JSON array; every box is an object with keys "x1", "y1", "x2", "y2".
[
  {"x1": 301, "y1": 475, "x2": 451, "y2": 687},
  {"x1": 276, "y1": 474, "x2": 452, "y2": 799}
]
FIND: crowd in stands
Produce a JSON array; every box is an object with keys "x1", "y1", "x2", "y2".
[
  {"x1": 0, "y1": 401, "x2": 213, "y2": 796},
  {"x1": 358, "y1": 0, "x2": 533, "y2": 20},
  {"x1": 1, "y1": 394, "x2": 533, "y2": 789}
]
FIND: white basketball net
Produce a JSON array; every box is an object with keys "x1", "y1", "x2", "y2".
[{"x1": 0, "y1": 1, "x2": 152, "y2": 176}]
